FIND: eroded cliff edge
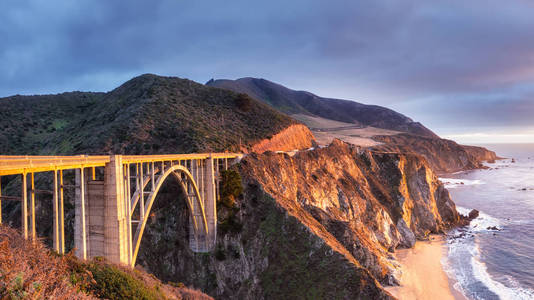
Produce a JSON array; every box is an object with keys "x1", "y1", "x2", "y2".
[
  {"x1": 249, "y1": 124, "x2": 316, "y2": 153},
  {"x1": 137, "y1": 139, "x2": 460, "y2": 299},
  {"x1": 372, "y1": 133, "x2": 499, "y2": 174}
]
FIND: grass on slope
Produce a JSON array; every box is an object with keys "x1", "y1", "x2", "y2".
[
  {"x1": 0, "y1": 92, "x2": 104, "y2": 155},
  {"x1": 0, "y1": 74, "x2": 296, "y2": 155},
  {"x1": 0, "y1": 224, "x2": 212, "y2": 299}
]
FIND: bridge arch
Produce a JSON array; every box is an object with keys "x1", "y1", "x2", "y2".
[{"x1": 130, "y1": 164, "x2": 208, "y2": 267}]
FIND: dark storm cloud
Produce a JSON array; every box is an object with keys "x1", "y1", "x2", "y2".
[{"x1": 1, "y1": 0, "x2": 534, "y2": 140}]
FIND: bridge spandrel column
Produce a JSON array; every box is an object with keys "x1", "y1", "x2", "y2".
[
  {"x1": 189, "y1": 160, "x2": 201, "y2": 251},
  {"x1": 74, "y1": 168, "x2": 89, "y2": 259},
  {"x1": 203, "y1": 156, "x2": 217, "y2": 250},
  {"x1": 103, "y1": 155, "x2": 130, "y2": 265}
]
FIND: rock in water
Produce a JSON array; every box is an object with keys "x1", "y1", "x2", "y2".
[{"x1": 468, "y1": 209, "x2": 480, "y2": 220}]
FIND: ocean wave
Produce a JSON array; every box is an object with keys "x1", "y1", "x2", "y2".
[
  {"x1": 471, "y1": 244, "x2": 534, "y2": 300},
  {"x1": 455, "y1": 206, "x2": 502, "y2": 232},
  {"x1": 446, "y1": 208, "x2": 534, "y2": 300},
  {"x1": 440, "y1": 178, "x2": 485, "y2": 189},
  {"x1": 471, "y1": 209, "x2": 502, "y2": 232}
]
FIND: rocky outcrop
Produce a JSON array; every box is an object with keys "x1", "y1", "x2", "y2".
[
  {"x1": 241, "y1": 139, "x2": 459, "y2": 281},
  {"x1": 372, "y1": 133, "x2": 499, "y2": 174},
  {"x1": 250, "y1": 124, "x2": 316, "y2": 153},
  {"x1": 136, "y1": 139, "x2": 459, "y2": 299},
  {"x1": 462, "y1": 144, "x2": 500, "y2": 163},
  {"x1": 135, "y1": 167, "x2": 392, "y2": 299}
]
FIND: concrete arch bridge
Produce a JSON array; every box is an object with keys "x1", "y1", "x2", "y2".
[{"x1": 0, "y1": 153, "x2": 241, "y2": 267}]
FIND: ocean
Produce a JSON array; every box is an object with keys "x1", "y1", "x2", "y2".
[{"x1": 440, "y1": 144, "x2": 534, "y2": 300}]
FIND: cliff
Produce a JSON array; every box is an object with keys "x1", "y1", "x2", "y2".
[
  {"x1": 0, "y1": 73, "x2": 477, "y2": 298},
  {"x1": 372, "y1": 134, "x2": 499, "y2": 174},
  {"x1": 250, "y1": 124, "x2": 316, "y2": 153},
  {"x1": 136, "y1": 139, "x2": 459, "y2": 299},
  {"x1": 462, "y1": 144, "x2": 499, "y2": 163}
]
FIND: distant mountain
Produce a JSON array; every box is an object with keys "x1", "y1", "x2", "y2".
[
  {"x1": 0, "y1": 74, "x2": 298, "y2": 155},
  {"x1": 207, "y1": 77, "x2": 499, "y2": 173},
  {"x1": 206, "y1": 77, "x2": 438, "y2": 138}
]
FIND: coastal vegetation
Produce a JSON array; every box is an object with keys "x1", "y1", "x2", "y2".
[
  {"x1": 218, "y1": 169, "x2": 243, "y2": 208},
  {"x1": 0, "y1": 224, "x2": 211, "y2": 299}
]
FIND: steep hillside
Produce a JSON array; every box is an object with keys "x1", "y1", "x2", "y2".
[
  {"x1": 0, "y1": 74, "x2": 477, "y2": 299},
  {"x1": 0, "y1": 92, "x2": 105, "y2": 155},
  {"x1": 0, "y1": 224, "x2": 211, "y2": 299},
  {"x1": 0, "y1": 74, "x2": 306, "y2": 155},
  {"x1": 207, "y1": 77, "x2": 438, "y2": 138},
  {"x1": 372, "y1": 134, "x2": 499, "y2": 174},
  {"x1": 136, "y1": 140, "x2": 462, "y2": 299}
]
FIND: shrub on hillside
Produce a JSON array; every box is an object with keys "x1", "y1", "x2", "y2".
[
  {"x1": 0, "y1": 224, "x2": 213, "y2": 299},
  {"x1": 0, "y1": 225, "x2": 87, "y2": 299},
  {"x1": 218, "y1": 214, "x2": 243, "y2": 235},
  {"x1": 219, "y1": 169, "x2": 243, "y2": 208},
  {"x1": 68, "y1": 259, "x2": 163, "y2": 300},
  {"x1": 235, "y1": 93, "x2": 252, "y2": 112}
]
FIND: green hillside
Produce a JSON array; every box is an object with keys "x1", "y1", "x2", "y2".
[{"x1": 0, "y1": 74, "x2": 296, "y2": 155}]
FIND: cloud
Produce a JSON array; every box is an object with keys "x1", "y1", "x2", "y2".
[{"x1": 1, "y1": 0, "x2": 534, "y2": 141}]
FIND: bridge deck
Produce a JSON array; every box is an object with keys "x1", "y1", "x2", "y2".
[{"x1": 0, "y1": 153, "x2": 241, "y2": 176}]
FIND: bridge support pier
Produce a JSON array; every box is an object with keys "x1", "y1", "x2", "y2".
[
  {"x1": 103, "y1": 155, "x2": 130, "y2": 265},
  {"x1": 47, "y1": 153, "x2": 240, "y2": 267},
  {"x1": 75, "y1": 156, "x2": 131, "y2": 265}
]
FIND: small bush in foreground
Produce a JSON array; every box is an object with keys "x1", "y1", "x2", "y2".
[
  {"x1": 0, "y1": 225, "x2": 88, "y2": 299},
  {"x1": 68, "y1": 258, "x2": 163, "y2": 300}
]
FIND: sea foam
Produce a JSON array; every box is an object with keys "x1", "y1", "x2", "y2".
[
  {"x1": 440, "y1": 178, "x2": 485, "y2": 189},
  {"x1": 446, "y1": 207, "x2": 534, "y2": 300}
]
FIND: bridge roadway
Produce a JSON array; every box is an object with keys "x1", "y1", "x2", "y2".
[{"x1": 0, "y1": 153, "x2": 242, "y2": 267}]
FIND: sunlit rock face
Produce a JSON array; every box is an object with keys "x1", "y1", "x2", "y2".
[
  {"x1": 249, "y1": 124, "x2": 316, "y2": 153},
  {"x1": 137, "y1": 139, "x2": 459, "y2": 299},
  {"x1": 240, "y1": 139, "x2": 459, "y2": 284},
  {"x1": 372, "y1": 133, "x2": 499, "y2": 174}
]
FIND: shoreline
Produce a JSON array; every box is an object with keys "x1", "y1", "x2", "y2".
[{"x1": 385, "y1": 235, "x2": 466, "y2": 300}]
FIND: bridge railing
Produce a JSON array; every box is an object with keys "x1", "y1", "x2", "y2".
[
  {"x1": 0, "y1": 155, "x2": 110, "y2": 176},
  {"x1": 0, "y1": 153, "x2": 241, "y2": 176}
]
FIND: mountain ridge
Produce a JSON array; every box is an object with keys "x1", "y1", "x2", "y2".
[
  {"x1": 207, "y1": 76, "x2": 499, "y2": 173},
  {"x1": 206, "y1": 77, "x2": 439, "y2": 138},
  {"x1": 0, "y1": 74, "x2": 307, "y2": 155}
]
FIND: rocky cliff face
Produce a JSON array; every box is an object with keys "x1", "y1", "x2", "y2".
[
  {"x1": 250, "y1": 124, "x2": 316, "y2": 153},
  {"x1": 372, "y1": 134, "x2": 499, "y2": 174},
  {"x1": 136, "y1": 139, "x2": 459, "y2": 299},
  {"x1": 462, "y1": 144, "x2": 499, "y2": 163}
]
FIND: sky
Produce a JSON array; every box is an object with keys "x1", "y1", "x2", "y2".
[{"x1": 2, "y1": 0, "x2": 534, "y2": 144}]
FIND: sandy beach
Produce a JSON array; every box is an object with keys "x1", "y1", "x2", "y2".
[{"x1": 385, "y1": 235, "x2": 466, "y2": 300}]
